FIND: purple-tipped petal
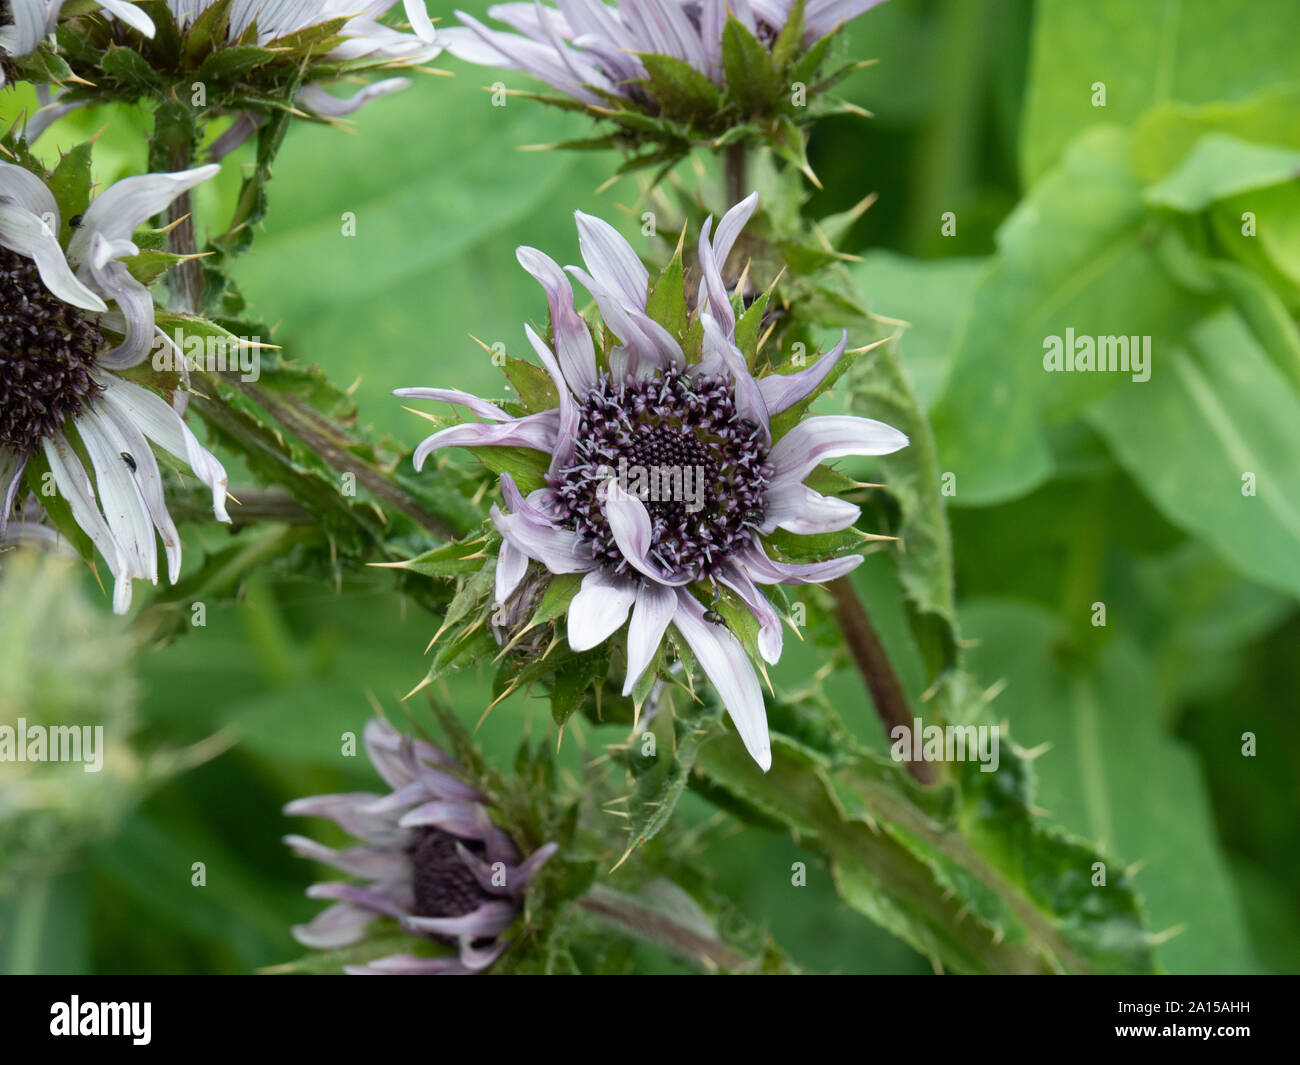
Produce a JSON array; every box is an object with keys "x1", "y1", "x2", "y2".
[
  {"x1": 412, "y1": 410, "x2": 560, "y2": 471},
  {"x1": 344, "y1": 953, "x2": 472, "y2": 975},
  {"x1": 404, "y1": 900, "x2": 517, "y2": 940},
  {"x1": 574, "y1": 209, "x2": 649, "y2": 310},
  {"x1": 291, "y1": 901, "x2": 380, "y2": 949},
  {"x1": 516, "y1": 245, "x2": 598, "y2": 393},
  {"x1": 767, "y1": 414, "x2": 908, "y2": 487},
  {"x1": 759, "y1": 480, "x2": 861, "y2": 536},
  {"x1": 718, "y1": 564, "x2": 783, "y2": 665},
  {"x1": 524, "y1": 323, "x2": 580, "y2": 473},
  {"x1": 672, "y1": 590, "x2": 771, "y2": 771},
  {"x1": 736, "y1": 539, "x2": 864, "y2": 586},
  {"x1": 283, "y1": 835, "x2": 410, "y2": 881},
  {"x1": 757, "y1": 331, "x2": 848, "y2": 416},
  {"x1": 604, "y1": 480, "x2": 693, "y2": 586},
  {"x1": 394, "y1": 387, "x2": 514, "y2": 422}
]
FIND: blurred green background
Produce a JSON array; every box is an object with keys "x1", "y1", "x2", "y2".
[{"x1": 2, "y1": 0, "x2": 1298, "y2": 974}]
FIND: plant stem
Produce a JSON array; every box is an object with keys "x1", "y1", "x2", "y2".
[
  {"x1": 828, "y1": 576, "x2": 937, "y2": 785},
  {"x1": 724, "y1": 142, "x2": 748, "y2": 206},
  {"x1": 152, "y1": 101, "x2": 204, "y2": 311}
]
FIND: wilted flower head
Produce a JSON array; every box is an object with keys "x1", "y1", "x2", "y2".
[
  {"x1": 397, "y1": 193, "x2": 907, "y2": 770},
  {"x1": 440, "y1": 0, "x2": 886, "y2": 169},
  {"x1": 0, "y1": 158, "x2": 230, "y2": 612},
  {"x1": 284, "y1": 718, "x2": 558, "y2": 974}
]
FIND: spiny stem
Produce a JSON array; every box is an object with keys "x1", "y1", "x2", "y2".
[{"x1": 828, "y1": 576, "x2": 937, "y2": 785}]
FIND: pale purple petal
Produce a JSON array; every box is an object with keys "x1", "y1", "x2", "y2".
[
  {"x1": 622, "y1": 579, "x2": 675, "y2": 695},
  {"x1": 567, "y1": 568, "x2": 635, "y2": 651},
  {"x1": 516, "y1": 245, "x2": 598, "y2": 393},
  {"x1": 672, "y1": 590, "x2": 771, "y2": 771},
  {"x1": 736, "y1": 538, "x2": 864, "y2": 586},
  {"x1": 495, "y1": 538, "x2": 530, "y2": 603},
  {"x1": 412, "y1": 410, "x2": 560, "y2": 471},
  {"x1": 604, "y1": 480, "x2": 693, "y2": 585},
  {"x1": 759, "y1": 480, "x2": 861, "y2": 536},
  {"x1": 404, "y1": 900, "x2": 517, "y2": 939},
  {"x1": 757, "y1": 331, "x2": 848, "y2": 416},
  {"x1": 394, "y1": 387, "x2": 514, "y2": 422},
  {"x1": 768, "y1": 414, "x2": 908, "y2": 486},
  {"x1": 574, "y1": 209, "x2": 649, "y2": 311},
  {"x1": 291, "y1": 901, "x2": 380, "y2": 949},
  {"x1": 718, "y1": 563, "x2": 782, "y2": 664}
]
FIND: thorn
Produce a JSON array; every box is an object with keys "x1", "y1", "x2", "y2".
[{"x1": 401, "y1": 675, "x2": 432, "y2": 702}]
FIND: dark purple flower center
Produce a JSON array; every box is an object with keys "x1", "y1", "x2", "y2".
[
  {"x1": 0, "y1": 247, "x2": 104, "y2": 453},
  {"x1": 407, "y1": 826, "x2": 493, "y2": 921},
  {"x1": 551, "y1": 370, "x2": 771, "y2": 583}
]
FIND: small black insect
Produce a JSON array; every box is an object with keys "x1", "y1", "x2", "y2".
[
  {"x1": 69, "y1": 213, "x2": 85, "y2": 228},
  {"x1": 702, "y1": 609, "x2": 727, "y2": 626},
  {"x1": 120, "y1": 452, "x2": 137, "y2": 473},
  {"x1": 738, "y1": 418, "x2": 759, "y2": 433}
]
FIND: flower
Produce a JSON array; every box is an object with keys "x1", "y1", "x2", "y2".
[
  {"x1": 443, "y1": 0, "x2": 885, "y2": 95},
  {"x1": 1, "y1": 0, "x2": 154, "y2": 89},
  {"x1": 0, "y1": 160, "x2": 231, "y2": 613},
  {"x1": 166, "y1": 0, "x2": 440, "y2": 116},
  {"x1": 283, "y1": 718, "x2": 558, "y2": 975},
  {"x1": 20, "y1": 1, "x2": 441, "y2": 141},
  {"x1": 396, "y1": 193, "x2": 908, "y2": 771}
]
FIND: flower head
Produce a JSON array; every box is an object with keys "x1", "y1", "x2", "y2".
[
  {"x1": 397, "y1": 193, "x2": 907, "y2": 770},
  {"x1": 1, "y1": 0, "x2": 154, "y2": 88},
  {"x1": 439, "y1": 0, "x2": 886, "y2": 168},
  {"x1": 21, "y1": 0, "x2": 440, "y2": 136},
  {"x1": 0, "y1": 159, "x2": 230, "y2": 612},
  {"x1": 284, "y1": 718, "x2": 558, "y2": 975}
]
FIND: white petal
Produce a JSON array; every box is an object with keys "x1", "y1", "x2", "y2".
[
  {"x1": 622, "y1": 580, "x2": 675, "y2": 695},
  {"x1": 69, "y1": 165, "x2": 220, "y2": 265},
  {"x1": 84, "y1": 231, "x2": 157, "y2": 367},
  {"x1": 672, "y1": 590, "x2": 771, "y2": 771},
  {"x1": 74, "y1": 408, "x2": 158, "y2": 584},
  {"x1": 97, "y1": 0, "x2": 157, "y2": 37},
  {"x1": 0, "y1": 202, "x2": 107, "y2": 311},
  {"x1": 567, "y1": 568, "x2": 634, "y2": 651},
  {"x1": 96, "y1": 375, "x2": 231, "y2": 523},
  {"x1": 42, "y1": 432, "x2": 132, "y2": 613},
  {"x1": 495, "y1": 538, "x2": 529, "y2": 604}
]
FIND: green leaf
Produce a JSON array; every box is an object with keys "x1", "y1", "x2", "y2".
[
  {"x1": 1021, "y1": 0, "x2": 1300, "y2": 183},
  {"x1": 637, "y1": 52, "x2": 723, "y2": 122},
  {"x1": 1087, "y1": 309, "x2": 1300, "y2": 599},
  {"x1": 1143, "y1": 133, "x2": 1300, "y2": 212},
  {"x1": 46, "y1": 143, "x2": 93, "y2": 244},
  {"x1": 721, "y1": 18, "x2": 782, "y2": 116},
  {"x1": 961, "y1": 598, "x2": 1261, "y2": 973},
  {"x1": 929, "y1": 126, "x2": 1203, "y2": 505}
]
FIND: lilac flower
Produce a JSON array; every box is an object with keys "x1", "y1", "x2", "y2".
[
  {"x1": 22, "y1": 1, "x2": 440, "y2": 140},
  {"x1": 284, "y1": 718, "x2": 558, "y2": 975},
  {"x1": 396, "y1": 193, "x2": 907, "y2": 771},
  {"x1": 0, "y1": 0, "x2": 154, "y2": 88},
  {"x1": 439, "y1": 0, "x2": 888, "y2": 105},
  {"x1": 0, "y1": 161, "x2": 230, "y2": 613}
]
